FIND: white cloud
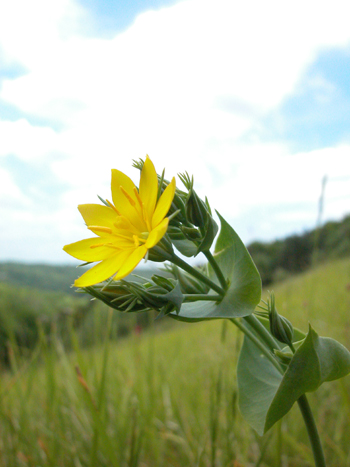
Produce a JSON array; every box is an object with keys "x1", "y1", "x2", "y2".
[
  {"x1": 0, "y1": 167, "x2": 28, "y2": 205},
  {"x1": 0, "y1": 119, "x2": 59, "y2": 161},
  {"x1": 1, "y1": 0, "x2": 350, "y2": 261}
]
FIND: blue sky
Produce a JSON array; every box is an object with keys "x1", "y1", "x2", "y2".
[
  {"x1": 0, "y1": 0, "x2": 350, "y2": 264},
  {"x1": 77, "y1": 0, "x2": 179, "y2": 35}
]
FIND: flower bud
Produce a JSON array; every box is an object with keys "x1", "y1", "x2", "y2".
[
  {"x1": 268, "y1": 292, "x2": 294, "y2": 347},
  {"x1": 186, "y1": 188, "x2": 209, "y2": 228},
  {"x1": 148, "y1": 235, "x2": 174, "y2": 262}
]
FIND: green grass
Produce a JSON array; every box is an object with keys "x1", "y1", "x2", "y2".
[{"x1": 0, "y1": 258, "x2": 350, "y2": 466}]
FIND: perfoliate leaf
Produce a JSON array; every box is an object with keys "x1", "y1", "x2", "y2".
[
  {"x1": 237, "y1": 332, "x2": 282, "y2": 435},
  {"x1": 237, "y1": 323, "x2": 350, "y2": 435},
  {"x1": 265, "y1": 325, "x2": 350, "y2": 432},
  {"x1": 172, "y1": 213, "x2": 262, "y2": 320}
]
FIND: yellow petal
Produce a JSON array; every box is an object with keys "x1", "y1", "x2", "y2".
[
  {"x1": 74, "y1": 249, "x2": 133, "y2": 287},
  {"x1": 111, "y1": 169, "x2": 145, "y2": 231},
  {"x1": 63, "y1": 237, "x2": 116, "y2": 262},
  {"x1": 139, "y1": 156, "x2": 158, "y2": 224},
  {"x1": 78, "y1": 204, "x2": 117, "y2": 232},
  {"x1": 111, "y1": 169, "x2": 137, "y2": 209},
  {"x1": 152, "y1": 177, "x2": 176, "y2": 228},
  {"x1": 114, "y1": 245, "x2": 147, "y2": 280},
  {"x1": 146, "y1": 218, "x2": 169, "y2": 249}
]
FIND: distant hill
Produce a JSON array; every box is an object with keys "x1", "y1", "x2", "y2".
[
  {"x1": 0, "y1": 263, "x2": 82, "y2": 295},
  {"x1": 0, "y1": 262, "x2": 160, "y2": 295}
]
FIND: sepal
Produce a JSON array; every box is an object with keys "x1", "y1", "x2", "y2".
[{"x1": 82, "y1": 275, "x2": 184, "y2": 316}]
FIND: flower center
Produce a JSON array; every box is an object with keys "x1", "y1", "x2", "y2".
[{"x1": 133, "y1": 232, "x2": 149, "y2": 247}]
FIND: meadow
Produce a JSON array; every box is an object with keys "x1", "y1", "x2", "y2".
[{"x1": 0, "y1": 257, "x2": 350, "y2": 466}]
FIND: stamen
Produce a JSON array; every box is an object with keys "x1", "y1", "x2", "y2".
[
  {"x1": 104, "y1": 244, "x2": 122, "y2": 250},
  {"x1": 106, "y1": 199, "x2": 121, "y2": 216},
  {"x1": 120, "y1": 186, "x2": 136, "y2": 207},
  {"x1": 133, "y1": 187, "x2": 151, "y2": 231},
  {"x1": 133, "y1": 187, "x2": 144, "y2": 210},
  {"x1": 133, "y1": 235, "x2": 140, "y2": 247},
  {"x1": 88, "y1": 226, "x2": 113, "y2": 234},
  {"x1": 90, "y1": 243, "x2": 107, "y2": 249}
]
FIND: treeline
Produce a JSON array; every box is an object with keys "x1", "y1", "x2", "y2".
[{"x1": 248, "y1": 215, "x2": 350, "y2": 285}]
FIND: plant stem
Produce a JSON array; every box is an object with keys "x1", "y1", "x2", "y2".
[
  {"x1": 230, "y1": 318, "x2": 284, "y2": 374},
  {"x1": 170, "y1": 253, "x2": 225, "y2": 296},
  {"x1": 297, "y1": 394, "x2": 326, "y2": 467},
  {"x1": 203, "y1": 251, "x2": 228, "y2": 291},
  {"x1": 243, "y1": 314, "x2": 280, "y2": 352}
]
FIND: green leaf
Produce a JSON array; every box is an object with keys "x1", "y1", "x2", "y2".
[
  {"x1": 266, "y1": 325, "x2": 350, "y2": 432},
  {"x1": 237, "y1": 324, "x2": 350, "y2": 435},
  {"x1": 172, "y1": 213, "x2": 262, "y2": 321},
  {"x1": 237, "y1": 332, "x2": 282, "y2": 435}
]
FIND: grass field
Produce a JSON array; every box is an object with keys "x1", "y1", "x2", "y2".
[{"x1": 0, "y1": 258, "x2": 350, "y2": 466}]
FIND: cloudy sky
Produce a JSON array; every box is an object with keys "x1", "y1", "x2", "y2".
[{"x1": 1, "y1": 0, "x2": 350, "y2": 264}]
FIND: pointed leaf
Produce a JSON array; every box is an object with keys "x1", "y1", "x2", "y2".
[
  {"x1": 265, "y1": 325, "x2": 350, "y2": 432},
  {"x1": 237, "y1": 323, "x2": 350, "y2": 435}
]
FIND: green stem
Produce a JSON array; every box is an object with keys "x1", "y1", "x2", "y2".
[
  {"x1": 244, "y1": 314, "x2": 280, "y2": 352},
  {"x1": 203, "y1": 251, "x2": 228, "y2": 291},
  {"x1": 230, "y1": 318, "x2": 284, "y2": 374},
  {"x1": 184, "y1": 294, "x2": 222, "y2": 302},
  {"x1": 170, "y1": 253, "x2": 225, "y2": 296},
  {"x1": 297, "y1": 394, "x2": 326, "y2": 467}
]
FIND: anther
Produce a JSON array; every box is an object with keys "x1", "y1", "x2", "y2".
[
  {"x1": 120, "y1": 186, "x2": 136, "y2": 207},
  {"x1": 133, "y1": 187, "x2": 144, "y2": 209},
  {"x1": 106, "y1": 200, "x2": 121, "y2": 216},
  {"x1": 88, "y1": 226, "x2": 113, "y2": 234}
]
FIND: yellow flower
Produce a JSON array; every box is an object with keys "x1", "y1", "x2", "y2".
[{"x1": 63, "y1": 157, "x2": 176, "y2": 287}]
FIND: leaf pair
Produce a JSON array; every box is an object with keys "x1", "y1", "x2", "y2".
[{"x1": 237, "y1": 323, "x2": 350, "y2": 435}]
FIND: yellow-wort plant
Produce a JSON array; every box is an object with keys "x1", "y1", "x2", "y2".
[{"x1": 64, "y1": 156, "x2": 350, "y2": 467}]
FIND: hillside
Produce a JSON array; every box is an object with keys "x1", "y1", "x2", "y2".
[{"x1": 1, "y1": 257, "x2": 349, "y2": 466}]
